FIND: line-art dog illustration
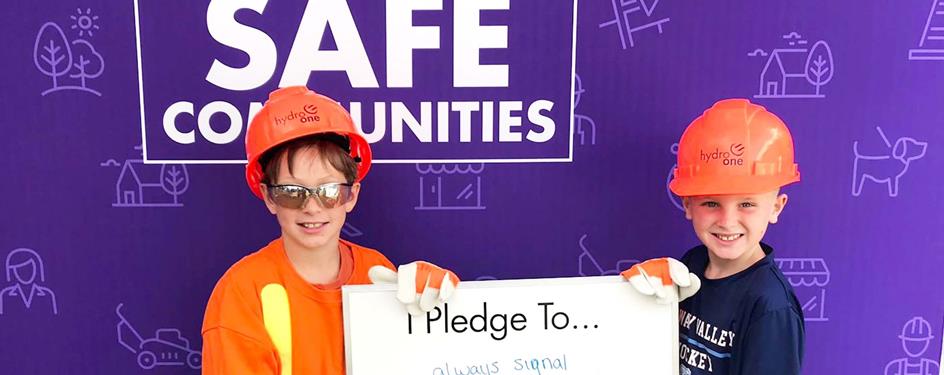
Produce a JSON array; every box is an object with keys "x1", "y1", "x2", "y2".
[{"x1": 852, "y1": 127, "x2": 927, "y2": 197}]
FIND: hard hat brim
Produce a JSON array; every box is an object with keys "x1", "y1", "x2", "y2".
[{"x1": 669, "y1": 174, "x2": 800, "y2": 197}]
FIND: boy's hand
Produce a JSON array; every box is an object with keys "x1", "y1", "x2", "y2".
[
  {"x1": 368, "y1": 262, "x2": 460, "y2": 316},
  {"x1": 620, "y1": 258, "x2": 700, "y2": 304}
]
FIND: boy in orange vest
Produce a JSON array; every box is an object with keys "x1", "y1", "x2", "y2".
[{"x1": 202, "y1": 86, "x2": 459, "y2": 375}]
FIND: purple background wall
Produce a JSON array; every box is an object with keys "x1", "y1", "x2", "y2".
[{"x1": 2, "y1": 0, "x2": 943, "y2": 374}]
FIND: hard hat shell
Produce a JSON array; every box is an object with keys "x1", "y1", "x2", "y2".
[
  {"x1": 245, "y1": 86, "x2": 372, "y2": 199},
  {"x1": 669, "y1": 98, "x2": 800, "y2": 197}
]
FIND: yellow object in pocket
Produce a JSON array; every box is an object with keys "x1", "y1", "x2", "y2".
[{"x1": 261, "y1": 283, "x2": 292, "y2": 375}]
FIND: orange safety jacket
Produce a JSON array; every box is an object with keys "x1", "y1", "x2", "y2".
[{"x1": 202, "y1": 238, "x2": 394, "y2": 375}]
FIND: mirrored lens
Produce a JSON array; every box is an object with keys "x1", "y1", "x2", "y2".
[
  {"x1": 315, "y1": 183, "x2": 351, "y2": 209},
  {"x1": 269, "y1": 185, "x2": 308, "y2": 209}
]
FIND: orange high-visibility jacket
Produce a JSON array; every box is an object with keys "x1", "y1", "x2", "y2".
[{"x1": 201, "y1": 238, "x2": 394, "y2": 375}]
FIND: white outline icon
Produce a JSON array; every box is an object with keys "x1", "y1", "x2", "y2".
[
  {"x1": 101, "y1": 146, "x2": 191, "y2": 207},
  {"x1": 852, "y1": 127, "x2": 928, "y2": 197},
  {"x1": 598, "y1": 0, "x2": 670, "y2": 50},
  {"x1": 574, "y1": 74, "x2": 597, "y2": 146},
  {"x1": 883, "y1": 316, "x2": 940, "y2": 374},
  {"x1": 577, "y1": 234, "x2": 638, "y2": 276},
  {"x1": 116, "y1": 303, "x2": 201, "y2": 370},
  {"x1": 749, "y1": 32, "x2": 834, "y2": 99},
  {"x1": 1, "y1": 248, "x2": 58, "y2": 315},
  {"x1": 775, "y1": 258, "x2": 830, "y2": 322},
  {"x1": 908, "y1": 0, "x2": 944, "y2": 60},
  {"x1": 415, "y1": 164, "x2": 486, "y2": 211}
]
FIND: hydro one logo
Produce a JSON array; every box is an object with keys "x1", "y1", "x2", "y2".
[
  {"x1": 133, "y1": 0, "x2": 578, "y2": 164},
  {"x1": 700, "y1": 144, "x2": 745, "y2": 166},
  {"x1": 274, "y1": 105, "x2": 321, "y2": 126}
]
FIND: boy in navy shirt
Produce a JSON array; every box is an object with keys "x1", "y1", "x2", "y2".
[{"x1": 622, "y1": 99, "x2": 804, "y2": 374}]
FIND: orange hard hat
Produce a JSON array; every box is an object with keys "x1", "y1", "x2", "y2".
[
  {"x1": 669, "y1": 99, "x2": 800, "y2": 197},
  {"x1": 245, "y1": 86, "x2": 372, "y2": 199}
]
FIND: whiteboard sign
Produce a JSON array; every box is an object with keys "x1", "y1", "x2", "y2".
[{"x1": 343, "y1": 276, "x2": 678, "y2": 374}]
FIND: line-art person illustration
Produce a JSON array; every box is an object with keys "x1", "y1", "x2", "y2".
[
  {"x1": 574, "y1": 74, "x2": 597, "y2": 146},
  {"x1": 884, "y1": 317, "x2": 939, "y2": 375},
  {"x1": 0, "y1": 248, "x2": 58, "y2": 315}
]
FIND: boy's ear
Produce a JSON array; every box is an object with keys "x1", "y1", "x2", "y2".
[
  {"x1": 769, "y1": 193, "x2": 789, "y2": 224},
  {"x1": 344, "y1": 183, "x2": 361, "y2": 213},
  {"x1": 261, "y1": 184, "x2": 278, "y2": 214},
  {"x1": 682, "y1": 197, "x2": 693, "y2": 220}
]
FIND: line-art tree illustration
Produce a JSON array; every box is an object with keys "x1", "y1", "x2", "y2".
[
  {"x1": 805, "y1": 41, "x2": 834, "y2": 96},
  {"x1": 33, "y1": 22, "x2": 73, "y2": 92},
  {"x1": 68, "y1": 39, "x2": 104, "y2": 94},
  {"x1": 160, "y1": 164, "x2": 190, "y2": 205}
]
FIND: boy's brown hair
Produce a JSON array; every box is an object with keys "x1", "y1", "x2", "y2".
[{"x1": 258, "y1": 133, "x2": 358, "y2": 185}]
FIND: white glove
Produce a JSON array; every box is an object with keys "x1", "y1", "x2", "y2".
[
  {"x1": 620, "y1": 257, "x2": 701, "y2": 304},
  {"x1": 368, "y1": 261, "x2": 459, "y2": 316}
]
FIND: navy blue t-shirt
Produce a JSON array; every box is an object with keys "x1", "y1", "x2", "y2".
[{"x1": 678, "y1": 243, "x2": 805, "y2": 375}]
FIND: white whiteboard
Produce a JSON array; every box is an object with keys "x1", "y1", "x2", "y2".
[{"x1": 343, "y1": 276, "x2": 678, "y2": 374}]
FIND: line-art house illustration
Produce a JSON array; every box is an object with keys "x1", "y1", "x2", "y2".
[
  {"x1": 775, "y1": 258, "x2": 830, "y2": 322},
  {"x1": 577, "y1": 234, "x2": 639, "y2": 276},
  {"x1": 883, "y1": 316, "x2": 940, "y2": 375},
  {"x1": 33, "y1": 9, "x2": 104, "y2": 96},
  {"x1": 101, "y1": 146, "x2": 190, "y2": 207},
  {"x1": 599, "y1": 0, "x2": 670, "y2": 50},
  {"x1": 574, "y1": 74, "x2": 597, "y2": 146},
  {"x1": 415, "y1": 164, "x2": 485, "y2": 210},
  {"x1": 852, "y1": 127, "x2": 928, "y2": 198},
  {"x1": 116, "y1": 304, "x2": 202, "y2": 370},
  {"x1": 1, "y1": 248, "x2": 58, "y2": 315},
  {"x1": 749, "y1": 32, "x2": 833, "y2": 98},
  {"x1": 909, "y1": 0, "x2": 944, "y2": 60}
]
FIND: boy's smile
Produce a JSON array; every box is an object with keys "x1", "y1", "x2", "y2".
[
  {"x1": 713, "y1": 233, "x2": 743, "y2": 242},
  {"x1": 299, "y1": 222, "x2": 328, "y2": 232}
]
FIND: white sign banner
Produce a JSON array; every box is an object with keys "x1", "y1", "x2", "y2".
[
  {"x1": 343, "y1": 276, "x2": 678, "y2": 374},
  {"x1": 134, "y1": 0, "x2": 578, "y2": 164}
]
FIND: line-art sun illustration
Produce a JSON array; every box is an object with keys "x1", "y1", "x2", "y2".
[{"x1": 70, "y1": 8, "x2": 100, "y2": 38}]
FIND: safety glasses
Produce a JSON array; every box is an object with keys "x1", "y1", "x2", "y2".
[{"x1": 265, "y1": 183, "x2": 354, "y2": 209}]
